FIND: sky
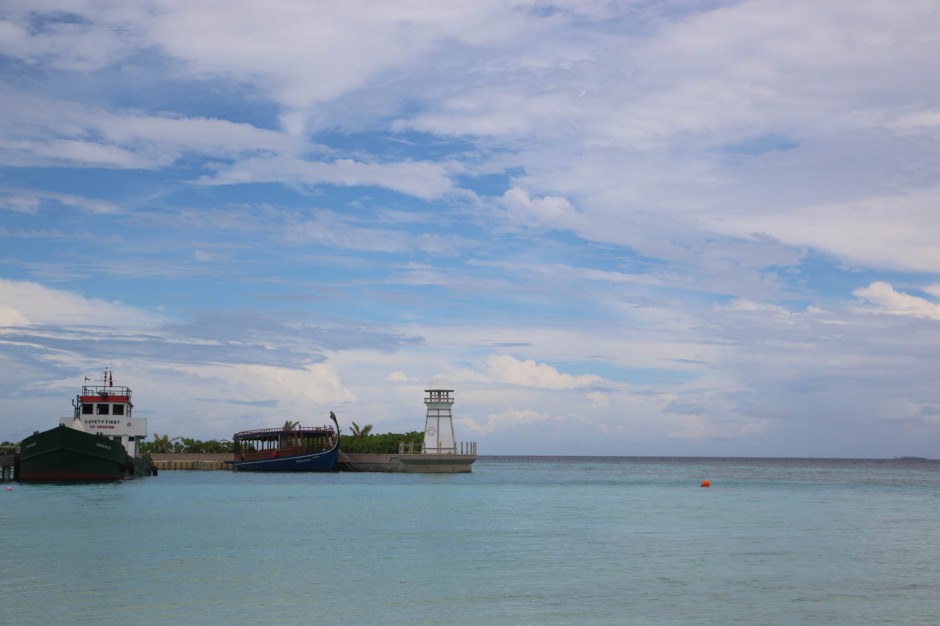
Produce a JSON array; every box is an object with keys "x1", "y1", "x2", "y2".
[{"x1": 2, "y1": 0, "x2": 940, "y2": 457}]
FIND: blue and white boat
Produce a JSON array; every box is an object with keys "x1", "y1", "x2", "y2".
[{"x1": 231, "y1": 412, "x2": 339, "y2": 472}]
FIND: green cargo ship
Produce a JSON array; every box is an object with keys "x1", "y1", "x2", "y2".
[{"x1": 17, "y1": 369, "x2": 154, "y2": 482}]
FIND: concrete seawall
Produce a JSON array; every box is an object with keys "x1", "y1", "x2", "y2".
[
  {"x1": 336, "y1": 453, "x2": 402, "y2": 472},
  {"x1": 150, "y1": 453, "x2": 232, "y2": 471}
]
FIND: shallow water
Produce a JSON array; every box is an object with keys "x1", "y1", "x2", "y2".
[{"x1": 2, "y1": 457, "x2": 938, "y2": 625}]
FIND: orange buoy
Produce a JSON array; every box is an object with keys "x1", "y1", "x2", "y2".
[{"x1": 701, "y1": 480, "x2": 711, "y2": 488}]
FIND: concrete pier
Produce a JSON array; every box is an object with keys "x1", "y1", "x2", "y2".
[
  {"x1": 149, "y1": 447, "x2": 478, "y2": 473},
  {"x1": 1, "y1": 454, "x2": 16, "y2": 481},
  {"x1": 336, "y1": 448, "x2": 477, "y2": 473}
]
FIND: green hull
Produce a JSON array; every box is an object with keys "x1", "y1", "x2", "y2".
[{"x1": 18, "y1": 425, "x2": 130, "y2": 482}]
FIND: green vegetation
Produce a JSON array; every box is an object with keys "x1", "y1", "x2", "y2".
[
  {"x1": 141, "y1": 434, "x2": 234, "y2": 454},
  {"x1": 340, "y1": 431, "x2": 423, "y2": 454}
]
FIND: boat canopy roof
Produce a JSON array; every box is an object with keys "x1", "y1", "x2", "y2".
[{"x1": 233, "y1": 425, "x2": 334, "y2": 442}]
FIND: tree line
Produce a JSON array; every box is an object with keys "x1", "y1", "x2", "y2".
[
  {"x1": 139, "y1": 421, "x2": 424, "y2": 455},
  {"x1": 340, "y1": 430, "x2": 424, "y2": 454},
  {"x1": 141, "y1": 434, "x2": 234, "y2": 453}
]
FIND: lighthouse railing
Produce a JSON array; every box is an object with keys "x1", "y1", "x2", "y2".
[{"x1": 398, "y1": 441, "x2": 477, "y2": 455}]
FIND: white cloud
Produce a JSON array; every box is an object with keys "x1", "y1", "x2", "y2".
[
  {"x1": 893, "y1": 110, "x2": 940, "y2": 129},
  {"x1": 0, "y1": 305, "x2": 29, "y2": 328},
  {"x1": 0, "y1": 92, "x2": 303, "y2": 170},
  {"x1": 384, "y1": 371, "x2": 414, "y2": 383},
  {"x1": 459, "y1": 407, "x2": 557, "y2": 435},
  {"x1": 719, "y1": 299, "x2": 794, "y2": 318},
  {"x1": 0, "y1": 3, "x2": 145, "y2": 72},
  {"x1": 0, "y1": 188, "x2": 120, "y2": 215},
  {"x1": 924, "y1": 284, "x2": 940, "y2": 299},
  {"x1": 0, "y1": 193, "x2": 40, "y2": 214},
  {"x1": 199, "y1": 156, "x2": 458, "y2": 200},
  {"x1": 193, "y1": 249, "x2": 230, "y2": 263},
  {"x1": 280, "y1": 211, "x2": 473, "y2": 256},
  {"x1": 0, "y1": 90, "x2": 462, "y2": 198},
  {"x1": 0, "y1": 279, "x2": 164, "y2": 330},
  {"x1": 143, "y1": 0, "x2": 535, "y2": 133},
  {"x1": 667, "y1": 413, "x2": 770, "y2": 442},
  {"x1": 501, "y1": 187, "x2": 580, "y2": 231},
  {"x1": 854, "y1": 281, "x2": 940, "y2": 320},
  {"x1": 709, "y1": 186, "x2": 940, "y2": 274},
  {"x1": 174, "y1": 362, "x2": 356, "y2": 414},
  {"x1": 455, "y1": 354, "x2": 606, "y2": 390},
  {"x1": 585, "y1": 391, "x2": 609, "y2": 408}
]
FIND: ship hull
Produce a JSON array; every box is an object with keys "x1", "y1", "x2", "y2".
[
  {"x1": 231, "y1": 448, "x2": 339, "y2": 472},
  {"x1": 18, "y1": 425, "x2": 128, "y2": 482}
]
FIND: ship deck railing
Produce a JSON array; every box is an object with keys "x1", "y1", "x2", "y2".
[{"x1": 81, "y1": 384, "x2": 132, "y2": 397}]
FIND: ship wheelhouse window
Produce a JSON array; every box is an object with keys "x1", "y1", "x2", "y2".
[
  {"x1": 112, "y1": 404, "x2": 125, "y2": 416},
  {"x1": 82, "y1": 404, "x2": 94, "y2": 415},
  {"x1": 97, "y1": 404, "x2": 110, "y2": 415}
]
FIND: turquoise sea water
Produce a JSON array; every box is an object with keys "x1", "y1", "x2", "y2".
[{"x1": 2, "y1": 457, "x2": 939, "y2": 625}]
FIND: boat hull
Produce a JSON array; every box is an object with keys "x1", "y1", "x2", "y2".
[
  {"x1": 18, "y1": 425, "x2": 129, "y2": 482},
  {"x1": 231, "y1": 448, "x2": 339, "y2": 472}
]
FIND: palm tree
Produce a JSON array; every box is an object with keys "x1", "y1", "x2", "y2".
[
  {"x1": 206, "y1": 439, "x2": 233, "y2": 453},
  {"x1": 349, "y1": 421, "x2": 373, "y2": 438},
  {"x1": 149, "y1": 433, "x2": 172, "y2": 453},
  {"x1": 283, "y1": 420, "x2": 300, "y2": 430}
]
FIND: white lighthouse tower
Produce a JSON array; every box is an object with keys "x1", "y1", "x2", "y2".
[
  {"x1": 391, "y1": 388, "x2": 476, "y2": 472},
  {"x1": 423, "y1": 389, "x2": 456, "y2": 454}
]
